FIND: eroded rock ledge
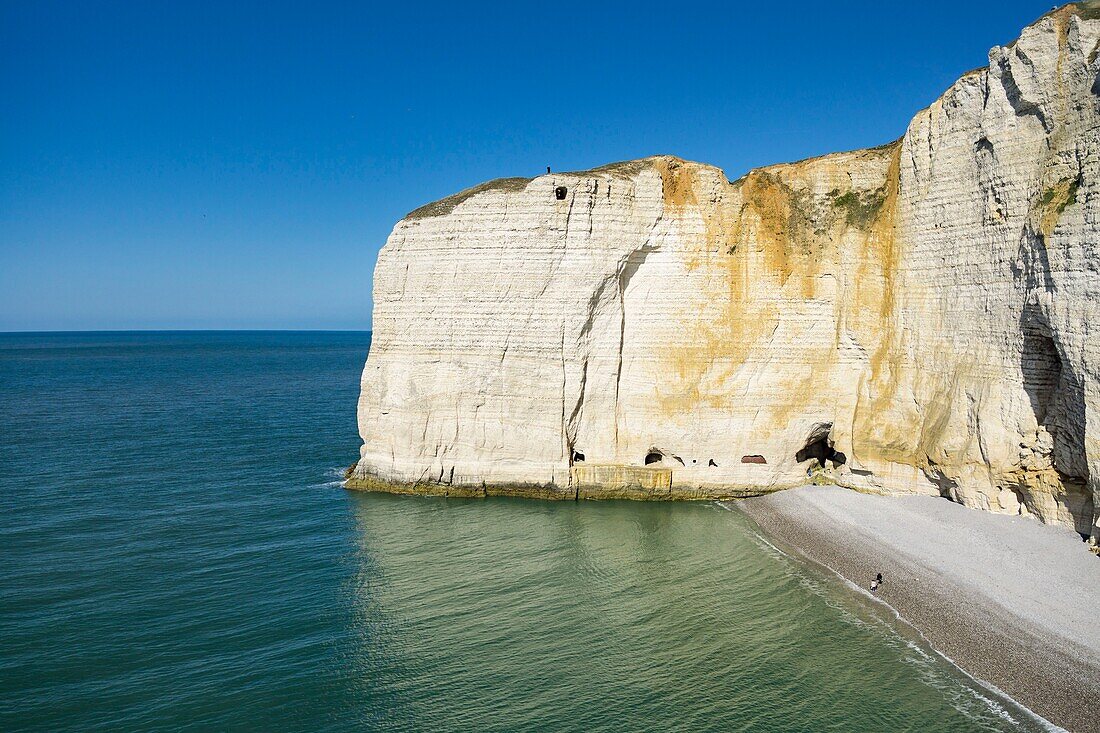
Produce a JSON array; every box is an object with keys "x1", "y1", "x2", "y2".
[{"x1": 350, "y1": 3, "x2": 1100, "y2": 550}]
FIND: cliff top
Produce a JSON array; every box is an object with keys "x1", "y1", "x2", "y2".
[
  {"x1": 404, "y1": 157, "x2": 689, "y2": 220},
  {"x1": 404, "y1": 2, "x2": 1100, "y2": 222},
  {"x1": 406, "y1": 177, "x2": 533, "y2": 220}
]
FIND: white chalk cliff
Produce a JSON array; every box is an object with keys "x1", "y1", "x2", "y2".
[{"x1": 350, "y1": 3, "x2": 1100, "y2": 549}]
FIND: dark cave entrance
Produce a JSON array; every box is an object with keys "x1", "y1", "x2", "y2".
[
  {"x1": 796, "y1": 423, "x2": 846, "y2": 468},
  {"x1": 1021, "y1": 327, "x2": 1063, "y2": 427}
]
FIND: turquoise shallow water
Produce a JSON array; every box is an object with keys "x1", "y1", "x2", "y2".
[{"x1": 0, "y1": 332, "x2": 1051, "y2": 732}]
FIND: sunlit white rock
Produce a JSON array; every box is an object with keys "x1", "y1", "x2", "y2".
[{"x1": 351, "y1": 5, "x2": 1100, "y2": 547}]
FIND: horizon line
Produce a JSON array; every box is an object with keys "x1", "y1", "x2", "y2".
[{"x1": 0, "y1": 328, "x2": 373, "y2": 334}]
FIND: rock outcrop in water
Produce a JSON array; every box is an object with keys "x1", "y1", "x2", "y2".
[{"x1": 349, "y1": 3, "x2": 1100, "y2": 549}]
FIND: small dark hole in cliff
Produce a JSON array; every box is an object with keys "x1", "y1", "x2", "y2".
[
  {"x1": 796, "y1": 424, "x2": 845, "y2": 467},
  {"x1": 555, "y1": 186, "x2": 567, "y2": 200},
  {"x1": 708, "y1": 459, "x2": 718, "y2": 467},
  {"x1": 644, "y1": 451, "x2": 663, "y2": 465},
  {"x1": 741, "y1": 455, "x2": 767, "y2": 465},
  {"x1": 572, "y1": 451, "x2": 585, "y2": 463}
]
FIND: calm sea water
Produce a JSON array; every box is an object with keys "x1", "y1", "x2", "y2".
[{"x1": 0, "y1": 331, "x2": 1053, "y2": 732}]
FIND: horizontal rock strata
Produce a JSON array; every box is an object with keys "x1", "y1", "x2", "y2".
[{"x1": 350, "y1": 3, "x2": 1100, "y2": 549}]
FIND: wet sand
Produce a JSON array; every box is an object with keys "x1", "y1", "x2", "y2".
[{"x1": 736, "y1": 485, "x2": 1100, "y2": 733}]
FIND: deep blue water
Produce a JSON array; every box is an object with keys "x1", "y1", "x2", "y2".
[{"x1": 0, "y1": 331, "x2": 1052, "y2": 732}]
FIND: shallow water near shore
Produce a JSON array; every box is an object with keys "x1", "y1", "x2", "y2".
[{"x1": 0, "y1": 331, "x2": 1056, "y2": 732}]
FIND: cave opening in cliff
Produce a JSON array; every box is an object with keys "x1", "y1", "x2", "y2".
[
  {"x1": 572, "y1": 451, "x2": 585, "y2": 464},
  {"x1": 555, "y1": 186, "x2": 567, "y2": 200},
  {"x1": 1020, "y1": 322, "x2": 1093, "y2": 537},
  {"x1": 644, "y1": 451, "x2": 663, "y2": 465},
  {"x1": 1021, "y1": 327, "x2": 1063, "y2": 427},
  {"x1": 796, "y1": 424, "x2": 846, "y2": 468}
]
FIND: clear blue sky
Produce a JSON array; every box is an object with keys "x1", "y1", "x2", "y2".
[{"x1": 0, "y1": 1, "x2": 1057, "y2": 331}]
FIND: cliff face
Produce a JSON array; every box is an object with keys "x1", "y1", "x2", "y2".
[{"x1": 351, "y1": 4, "x2": 1100, "y2": 547}]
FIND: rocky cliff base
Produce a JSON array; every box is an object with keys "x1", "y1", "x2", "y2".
[{"x1": 344, "y1": 462, "x2": 770, "y2": 500}]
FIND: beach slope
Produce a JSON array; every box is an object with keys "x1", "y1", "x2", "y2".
[{"x1": 737, "y1": 486, "x2": 1100, "y2": 733}]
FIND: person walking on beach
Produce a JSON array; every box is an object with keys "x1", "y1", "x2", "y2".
[{"x1": 870, "y1": 573, "x2": 883, "y2": 593}]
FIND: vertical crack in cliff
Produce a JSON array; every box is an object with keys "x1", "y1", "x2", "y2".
[
  {"x1": 611, "y1": 243, "x2": 657, "y2": 451},
  {"x1": 559, "y1": 320, "x2": 569, "y2": 465},
  {"x1": 564, "y1": 274, "x2": 612, "y2": 458},
  {"x1": 976, "y1": 137, "x2": 1008, "y2": 224},
  {"x1": 562, "y1": 231, "x2": 657, "y2": 461},
  {"x1": 998, "y1": 49, "x2": 1052, "y2": 131}
]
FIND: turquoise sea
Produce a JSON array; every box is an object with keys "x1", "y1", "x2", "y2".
[{"x1": 0, "y1": 332, "x2": 1054, "y2": 732}]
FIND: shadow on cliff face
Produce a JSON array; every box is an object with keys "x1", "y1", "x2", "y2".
[
  {"x1": 995, "y1": 53, "x2": 1051, "y2": 132},
  {"x1": 567, "y1": 242, "x2": 659, "y2": 463},
  {"x1": 1021, "y1": 322, "x2": 1062, "y2": 426},
  {"x1": 618, "y1": 244, "x2": 658, "y2": 290},
  {"x1": 1014, "y1": 228, "x2": 1056, "y2": 294},
  {"x1": 1012, "y1": 173, "x2": 1094, "y2": 539},
  {"x1": 1019, "y1": 306, "x2": 1093, "y2": 538}
]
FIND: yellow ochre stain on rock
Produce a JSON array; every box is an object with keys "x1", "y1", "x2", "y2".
[
  {"x1": 654, "y1": 157, "x2": 699, "y2": 210},
  {"x1": 650, "y1": 158, "x2": 776, "y2": 414},
  {"x1": 850, "y1": 142, "x2": 927, "y2": 465},
  {"x1": 648, "y1": 145, "x2": 903, "y2": 436}
]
